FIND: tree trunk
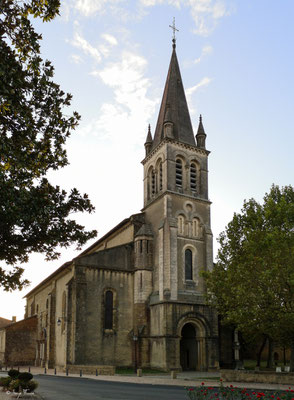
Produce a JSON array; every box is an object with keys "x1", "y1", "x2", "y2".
[
  {"x1": 256, "y1": 336, "x2": 267, "y2": 368},
  {"x1": 266, "y1": 337, "x2": 273, "y2": 368},
  {"x1": 290, "y1": 341, "x2": 294, "y2": 372}
]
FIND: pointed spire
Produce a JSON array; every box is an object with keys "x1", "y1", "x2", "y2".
[
  {"x1": 144, "y1": 124, "x2": 153, "y2": 156},
  {"x1": 152, "y1": 46, "x2": 196, "y2": 149},
  {"x1": 196, "y1": 114, "x2": 207, "y2": 149},
  {"x1": 146, "y1": 124, "x2": 152, "y2": 143}
]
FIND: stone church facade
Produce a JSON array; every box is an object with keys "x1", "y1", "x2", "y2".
[{"x1": 24, "y1": 41, "x2": 219, "y2": 371}]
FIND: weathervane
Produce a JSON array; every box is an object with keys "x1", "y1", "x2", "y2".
[{"x1": 169, "y1": 17, "x2": 179, "y2": 48}]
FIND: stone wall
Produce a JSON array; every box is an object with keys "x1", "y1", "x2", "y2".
[
  {"x1": 68, "y1": 263, "x2": 134, "y2": 368},
  {"x1": 66, "y1": 364, "x2": 115, "y2": 375},
  {"x1": 221, "y1": 369, "x2": 294, "y2": 384},
  {"x1": 4, "y1": 316, "x2": 37, "y2": 366},
  {"x1": 0, "y1": 329, "x2": 6, "y2": 365}
]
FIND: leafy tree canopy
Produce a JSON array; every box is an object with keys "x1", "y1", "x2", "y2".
[
  {"x1": 0, "y1": 0, "x2": 97, "y2": 291},
  {"x1": 204, "y1": 185, "x2": 294, "y2": 349}
]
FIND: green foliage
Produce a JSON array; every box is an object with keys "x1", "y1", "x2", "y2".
[
  {"x1": 0, "y1": 376, "x2": 12, "y2": 388},
  {"x1": 204, "y1": 184, "x2": 294, "y2": 347},
  {"x1": 8, "y1": 369, "x2": 19, "y2": 379},
  {"x1": 20, "y1": 379, "x2": 38, "y2": 392},
  {"x1": 9, "y1": 379, "x2": 21, "y2": 392},
  {"x1": 18, "y1": 372, "x2": 33, "y2": 382},
  {"x1": 0, "y1": 0, "x2": 97, "y2": 290}
]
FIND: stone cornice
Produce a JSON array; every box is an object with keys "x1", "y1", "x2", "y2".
[
  {"x1": 141, "y1": 138, "x2": 210, "y2": 165},
  {"x1": 141, "y1": 190, "x2": 212, "y2": 212}
]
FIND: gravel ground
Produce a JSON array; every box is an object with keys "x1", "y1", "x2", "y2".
[{"x1": 0, "y1": 390, "x2": 41, "y2": 399}]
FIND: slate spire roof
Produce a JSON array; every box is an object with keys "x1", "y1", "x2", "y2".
[
  {"x1": 152, "y1": 43, "x2": 196, "y2": 149},
  {"x1": 195, "y1": 114, "x2": 207, "y2": 149},
  {"x1": 145, "y1": 124, "x2": 152, "y2": 144}
]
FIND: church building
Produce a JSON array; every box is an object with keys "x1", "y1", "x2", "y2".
[{"x1": 24, "y1": 38, "x2": 219, "y2": 372}]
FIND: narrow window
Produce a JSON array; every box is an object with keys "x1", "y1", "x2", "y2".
[
  {"x1": 62, "y1": 291, "x2": 66, "y2": 332},
  {"x1": 152, "y1": 170, "x2": 156, "y2": 195},
  {"x1": 104, "y1": 291, "x2": 113, "y2": 329},
  {"x1": 185, "y1": 249, "x2": 193, "y2": 280},
  {"x1": 190, "y1": 163, "x2": 197, "y2": 191},
  {"x1": 146, "y1": 240, "x2": 149, "y2": 253},
  {"x1": 192, "y1": 218, "x2": 199, "y2": 237},
  {"x1": 178, "y1": 215, "x2": 185, "y2": 235},
  {"x1": 159, "y1": 162, "x2": 163, "y2": 191},
  {"x1": 140, "y1": 240, "x2": 143, "y2": 253},
  {"x1": 176, "y1": 159, "x2": 182, "y2": 187},
  {"x1": 140, "y1": 273, "x2": 143, "y2": 290}
]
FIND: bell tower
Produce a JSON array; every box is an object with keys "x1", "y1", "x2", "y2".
[{"x1": 141, "y1": 36, "x2": 218, "y2": 371}]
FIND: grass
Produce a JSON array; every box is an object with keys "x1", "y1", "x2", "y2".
[
  {"x1": 115, "y1": 367, "x2": 168, "y2": 375},
  {"x1": 243, "y1": 359, "x2": 289, "y2": 371}
]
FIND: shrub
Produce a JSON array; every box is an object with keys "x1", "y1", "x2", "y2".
[
  {"x1": 9, "y1": 379, "x2": 21, "y2": 393},
  {"x1": 8, "y1": 369, "x2": 19, "y2": 379},
  {"x1": 18, "y1": 372, "x2": 33, "y2": 382},
  {"x1": 9, "y1": 379, "x2": 38, "y2": 393},
  {"x1": 0, "y1": 376, "x2": 12, "y2": 389},
  {"x1": 22, "y1": 380, "x2": 38, "y2": 392}
]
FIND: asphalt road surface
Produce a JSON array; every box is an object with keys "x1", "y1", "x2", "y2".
[{"x1": 36, "y1": 375, "x2": 187, "y2": 400}]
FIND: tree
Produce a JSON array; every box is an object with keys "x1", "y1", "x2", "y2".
[
  {"x1": 204, "y1": 185, "x2": 294, "y2": 369},
  {"x1": 0, "y1": 0, "x2": 97, "y2": 291}
]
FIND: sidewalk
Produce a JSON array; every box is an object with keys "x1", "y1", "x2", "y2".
[
  {"x1": 1, "y1": 367, "x2": 294, "y2": 398},
  {"x1": 1, "y1": 367, "x2": 294, "y2": 390}
]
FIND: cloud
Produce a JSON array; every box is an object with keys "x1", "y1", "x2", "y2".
[
  {"x1": 186, "y1": 77, "x2": 212, "y2": 113},
  {"x1": 70, "y1": 54, "x2": 84, "y2": 64},
  {"x1": 139, "y1": 0, "x2": 231, "y2": 36},
  {"x1": 101, "y1": 34, "x2": 118, "y2": 47},
  {"x1": 98, "y1": 34, "x2": 118, "y2": 57},
  {"x1": 73, "y1": 0, "x2": 124, "y2": 17},
  {"x1": 84, "y1": 51, "x2": 158, "y2": 145},
  {"x1": 194, "y1": 45, "x2": 213, "y2": 64},
  {"x1": 189, "y1": 0, "x2": 230, "y2": 35},
  {"x1": 69, "y1": 24, "x2": 118, "y2": 63},
  {"x1": 71, "y1": 31, "x2": 102, "y2": 63}
]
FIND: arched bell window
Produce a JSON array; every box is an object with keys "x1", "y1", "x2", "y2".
[
  {"x1": 185, "y1": 249, "x2": 193, "y2": 280},
  {"x1": 104, "y1": 290, "x2": 113, "y2": 329},
  {"x1": 159, "y1": 162, "x2": 163, "y2": 191},
  {"x1": 190, "y1": 163, "x2": 197, "y2": 192},
  {"x1": 152, "y1": 169, "x2": 156, "y2": 195},
  {"x1": 176, "y1": 159, "x2": 183, "y2": 188}
]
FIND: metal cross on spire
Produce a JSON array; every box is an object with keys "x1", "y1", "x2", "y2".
[{"x1": 169, "y1": 17, "x2": 179, "y2": 48}]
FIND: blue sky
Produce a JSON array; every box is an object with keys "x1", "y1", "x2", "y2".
[{"x1": 1, "y1": 0, "x2": 294, "y2": 320}]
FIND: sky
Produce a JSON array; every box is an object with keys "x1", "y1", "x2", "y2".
[{"x1": 1, "y1": 0, "x2": 294, "y2": 321}]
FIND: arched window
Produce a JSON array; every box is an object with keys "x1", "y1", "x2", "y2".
[
  {"x1": 159, "y1": 162, "x2": 163, "y2": 191},
  {"x1": 177, "y1": 215, "x2": 185, "y2": 235},
  {"x1": 104, "y1": 290, "x2": 113, "y2": 329},
  {"x1": 185, "y1": 249, "x2": 193, "y2": 280},
  {"x1": 190, "y1": 163, "x2": 197, "y2": 191},
  {"x1": 62, "y1": 291, "x2": 66, "y2": 332},
  {"x1": 147, "y1": 167, "x2": 153, "y2": 200},
  {"x1": 192, "y1": 218, "x2": 199, "y2": 237},
  {"x1": 151, "y1": 170, "x2": 156, "y2": 195},
  {"x1": 176, "y1": 159, "x2": 183, "y2": 188}
]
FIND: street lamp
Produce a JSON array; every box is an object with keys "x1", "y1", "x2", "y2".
[{"x1": 133, "y1": 335, "x2": 138, "y2": 373}]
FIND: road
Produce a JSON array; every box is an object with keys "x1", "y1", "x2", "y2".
[{"x1": 36, "y1": 375, "x2": 187, "y2": 400}]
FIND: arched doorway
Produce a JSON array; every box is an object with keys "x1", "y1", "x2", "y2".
[{"x1": 180, "y1": 323, "x2": 197, "y2": 370}]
